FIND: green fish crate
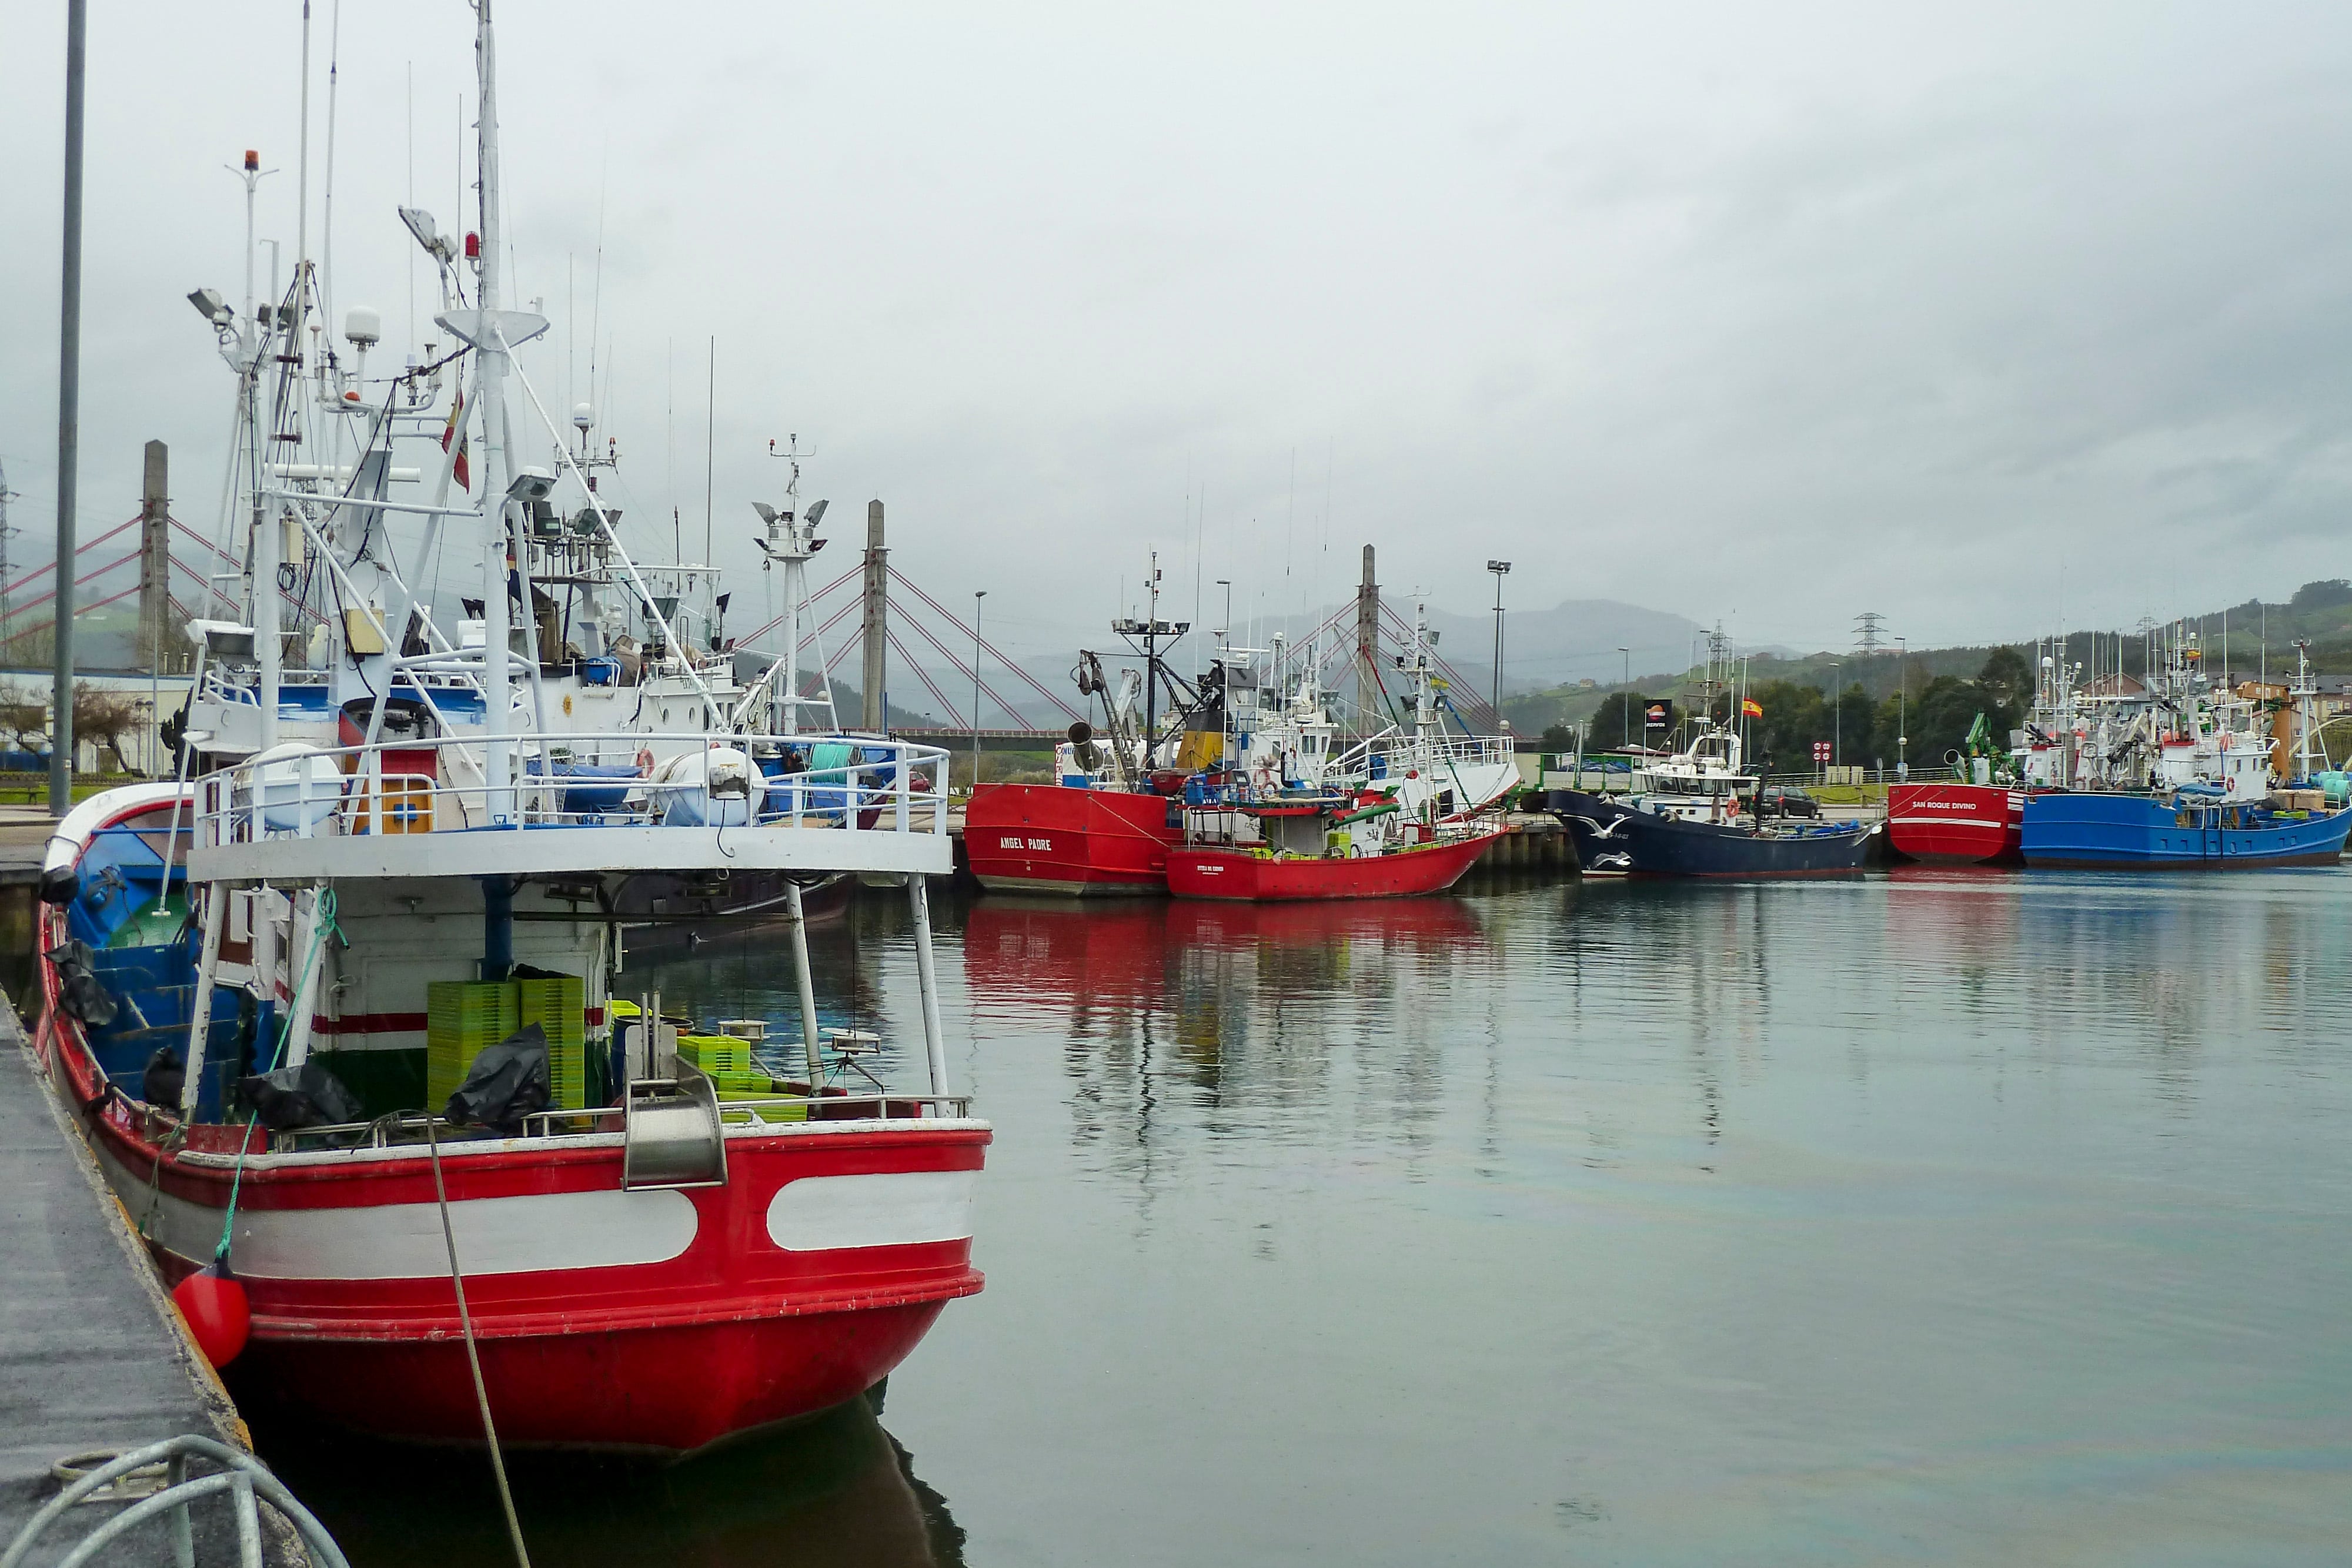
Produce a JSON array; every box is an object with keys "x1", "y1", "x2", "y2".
[
  {"x1": 716, "y1": 1090, "x2": 810, "y2": 1125},
  {"x1": 675, "y1": 1034, "x2": 754, "y2": 1079},
  {"x1": 514, "y1": 974, "x2": 587, "y2": 1111},
  {"x1": 426, "y1": 981, "x2": 519, "y2": 1111}
]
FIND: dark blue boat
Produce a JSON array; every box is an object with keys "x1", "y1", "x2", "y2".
[
  {"x1": 1547, "y1": 788, "x2": 1876, "y2": 877},
  {"x1": 2019, "y1": 788, "x2": 2352, "y2": 869}
]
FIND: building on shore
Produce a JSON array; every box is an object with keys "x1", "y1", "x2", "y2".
[{"x1": 0, "y1": 667, "x2": 197, "y2": 779}]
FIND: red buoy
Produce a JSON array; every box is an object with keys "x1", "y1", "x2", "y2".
[{"x1": 173, "y1": 1262, "x2": 250, "y2": 1368}]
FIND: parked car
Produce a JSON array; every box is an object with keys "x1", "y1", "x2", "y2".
[{"x1": 1760, "y1": 785, "x2": 1821, "y2": 819}]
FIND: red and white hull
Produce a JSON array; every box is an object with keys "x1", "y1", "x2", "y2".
[
  {"x1": 1165, "y1": 830, "x2": 1499, "y2": 901},
  {"x1": 1886, "y1": 783, "x2": 2025, "y2": 864},
  {"x1": 965, "y1": 783, "x2": 1181, "y2": 895},
  {"x1": 39, "y1": 921, "x2": 988, "y2": 1457}
]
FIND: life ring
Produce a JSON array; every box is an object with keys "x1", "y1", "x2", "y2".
[
  {"x1": 636, "y1": 746, "x2": 655, "y2": 777},
  {"x1": 1252, "y1": 765, "x2": 1277, "y2": 794}
]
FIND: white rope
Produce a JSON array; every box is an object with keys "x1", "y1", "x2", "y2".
[{"x1": 425, "y1": 1121, "x2": 532, "y2": 1568}]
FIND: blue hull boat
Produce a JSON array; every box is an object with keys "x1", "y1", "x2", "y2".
[
  {"x1": 1548, "y1": 789, "x2": 1876, "y2": 877},
  {"x1": 2020, "y1": 792, "x2": 2352, "y2": 869}
]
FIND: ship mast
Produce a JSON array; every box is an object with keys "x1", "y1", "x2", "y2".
[
  {"x1": 2291, "y1": 639, "x2": 2321, "y2": 781},
  {"x1": 474, "y1": 0, "x2": 514, "y2": 814},
  {"x1": 1112, "y1": 551, "x2": 1188, "y2": 767},
  {"x1": 752, "y1": 436, "x2": 838, "y2": 737}
]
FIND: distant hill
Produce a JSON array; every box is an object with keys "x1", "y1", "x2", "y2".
[
  {"x1": 1498, "y1": 576, "x2": 2352, "y2": 738},
  {"x1": 1416, "y1": 599, "x2": 1781, "y2": 694}
]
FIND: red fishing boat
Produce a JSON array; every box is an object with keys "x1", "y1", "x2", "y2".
[
  {"x1": 32, "y1": 1, "x2": 987, "y2": 1455},
  {"x1": 964, "y1": 781, "x2": 1181, "y2": 895},
  {"x1": 1885, "y1": 783, "x2": 2025, "y2": 864},
  {"x1": 1167, "y1": 794, "x2": 1501, "y2": 902},
  {"x1": 1167, "y1": 831, "x2": 1497, "y2": 900},
  {"x1": 39, "y1": 733, "x2": 984, "y2": 1457},
  {"x1": 966, "y1": 554, "x2": 1202, "y2": 895}
]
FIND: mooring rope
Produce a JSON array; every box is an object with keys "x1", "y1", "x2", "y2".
[{"x1": 426, "y1": 1118, "x2": 532, "y2": 1568}]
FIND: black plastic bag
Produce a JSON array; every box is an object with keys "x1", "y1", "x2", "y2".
[
  {"x1": 43, "y1": 940, "x2": 117, "y2": 1028},
  {"x1": 142, "y1": 1047, "x2": 185, "y2": 1109},
  {"x1": 445, "y1": 1022, "x2": 549, "y2": 1134},
  {"x1": 238, "y1": 1062, "x2": 364, "y2": 1131}
]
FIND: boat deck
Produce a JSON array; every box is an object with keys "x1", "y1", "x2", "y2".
[
  {"x1": 185, "y1": 730, "x2": 957, "y2": 883},
  {"x1": 0, "y1": 995, "x2": 275, "y2": 1564}
]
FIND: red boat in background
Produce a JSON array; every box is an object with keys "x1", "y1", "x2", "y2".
[
  {"x1": 1168, "y1": 829, "x2": 1499, "y2": 900},
  {"x1": 1886, "y1": 783, "x2": 2025, "y2": 864},
  {"x1": 965, "y1": 782, "x2": 1181, "y2": 895},
  {"x1": 967, "y1": 564, "x2": 1201, "y2": 897},
  {"x1": 1167, "y1": 785, "x2": 1503, "y2": 902}
]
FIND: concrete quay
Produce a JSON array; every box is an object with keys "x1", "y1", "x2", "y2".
[{"x1": 0, "y1": 989, "x2": 315, "y2": 1564}]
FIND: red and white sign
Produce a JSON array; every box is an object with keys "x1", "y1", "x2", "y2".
[{"x1": 1813, "y1": 741, "x2": 1832, "y2": 763}]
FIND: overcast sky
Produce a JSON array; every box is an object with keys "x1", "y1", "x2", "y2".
[{"x1": 5, "y1": 1, "x2": 2351, "y2": 677}]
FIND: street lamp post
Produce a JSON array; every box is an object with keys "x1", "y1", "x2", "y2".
[
  {"x1": 1486, "y1": 560, "x2": 1511, "y2": 727},
  {"x1": 1830, "y1": 660, "x2": 1841, "y2": 777},
  {"x1": 971, "y1": 590, "x2": 986, "y2": 794},
  {"x1": 1896, "y1": 636, "x2": 1907, "y2": 781},
  {"x1": 1617, "y1": 646, "x2": 1631, "y2": 750}
]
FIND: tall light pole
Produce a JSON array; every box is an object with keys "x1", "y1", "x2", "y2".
[
  {"x1": 1896, "y1": 635, "x2": 1907, "y2": 780},
  {"x1": 1616, "y1": 647, "x2": 1631, "y2": 750},
  {"x1": 1830, "y1": 660, "x2": 1841, "y2": 776},
  {"x1": 1486, "y1": 560, "x2": 1511, "y2": 727},
  {"x1": 971, "y1": 590, "x2": 986, "y2": 793},
  {"x1": 51, "y1": 0, "x2": 88, "y2": 816}
]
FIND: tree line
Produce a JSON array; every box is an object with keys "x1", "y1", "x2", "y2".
[{"x1": 1545, "y1": 647, "x2": 2034, "y2": 776}]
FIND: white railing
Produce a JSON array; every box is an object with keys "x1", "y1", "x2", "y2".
[
  {"x1": 194, "y1": 730, "x2": 953, "y2": 848},
  {"x1": 1327, "y1": 728, "x2": 1513, "y2": 779},
  {"x1": 269, "y1": 1092, "x2": 979, "y2": 1150}
]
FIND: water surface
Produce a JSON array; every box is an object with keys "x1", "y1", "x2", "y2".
[{"x1": 272, "y1": 869, "x2": 2352, "y2": 1565}]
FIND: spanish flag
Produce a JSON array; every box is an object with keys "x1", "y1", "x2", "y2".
[
  {"x1": 440, "y1": 389, "x2": 471, "y2": 491},
  {"x1": 1741, "y1": 698, "x2": 1763, "y2": 717}
]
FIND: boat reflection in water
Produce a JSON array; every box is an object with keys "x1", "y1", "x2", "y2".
[
  {"x1": 964, "y1": 892, "x2": 1500, "y2": 1168},
  {"x1": 245, "y1": 1386, "x2": 964, "y2": 1568},
  {"x1": 963, "y1": 893, "x2": 1491, "y2": 1017}
]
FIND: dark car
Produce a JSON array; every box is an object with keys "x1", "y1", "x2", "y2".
[{"x1": 1760, "y1": 785, "x2": 1821, "y2": 819}]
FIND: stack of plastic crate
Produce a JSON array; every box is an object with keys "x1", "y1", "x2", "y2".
[
  {"x1": 514, "y1": 973, "x2": 587, "y2": 1111},
  {"x1": 426, "y1": 981, "x2": 519, "y2": 1111},
  {"x1": 674, "y1": 1032, "x2": 756, "y2": 1088},
  {"x1": 676, "y1": 1034, "x2": 807, "y2": 1121}
]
